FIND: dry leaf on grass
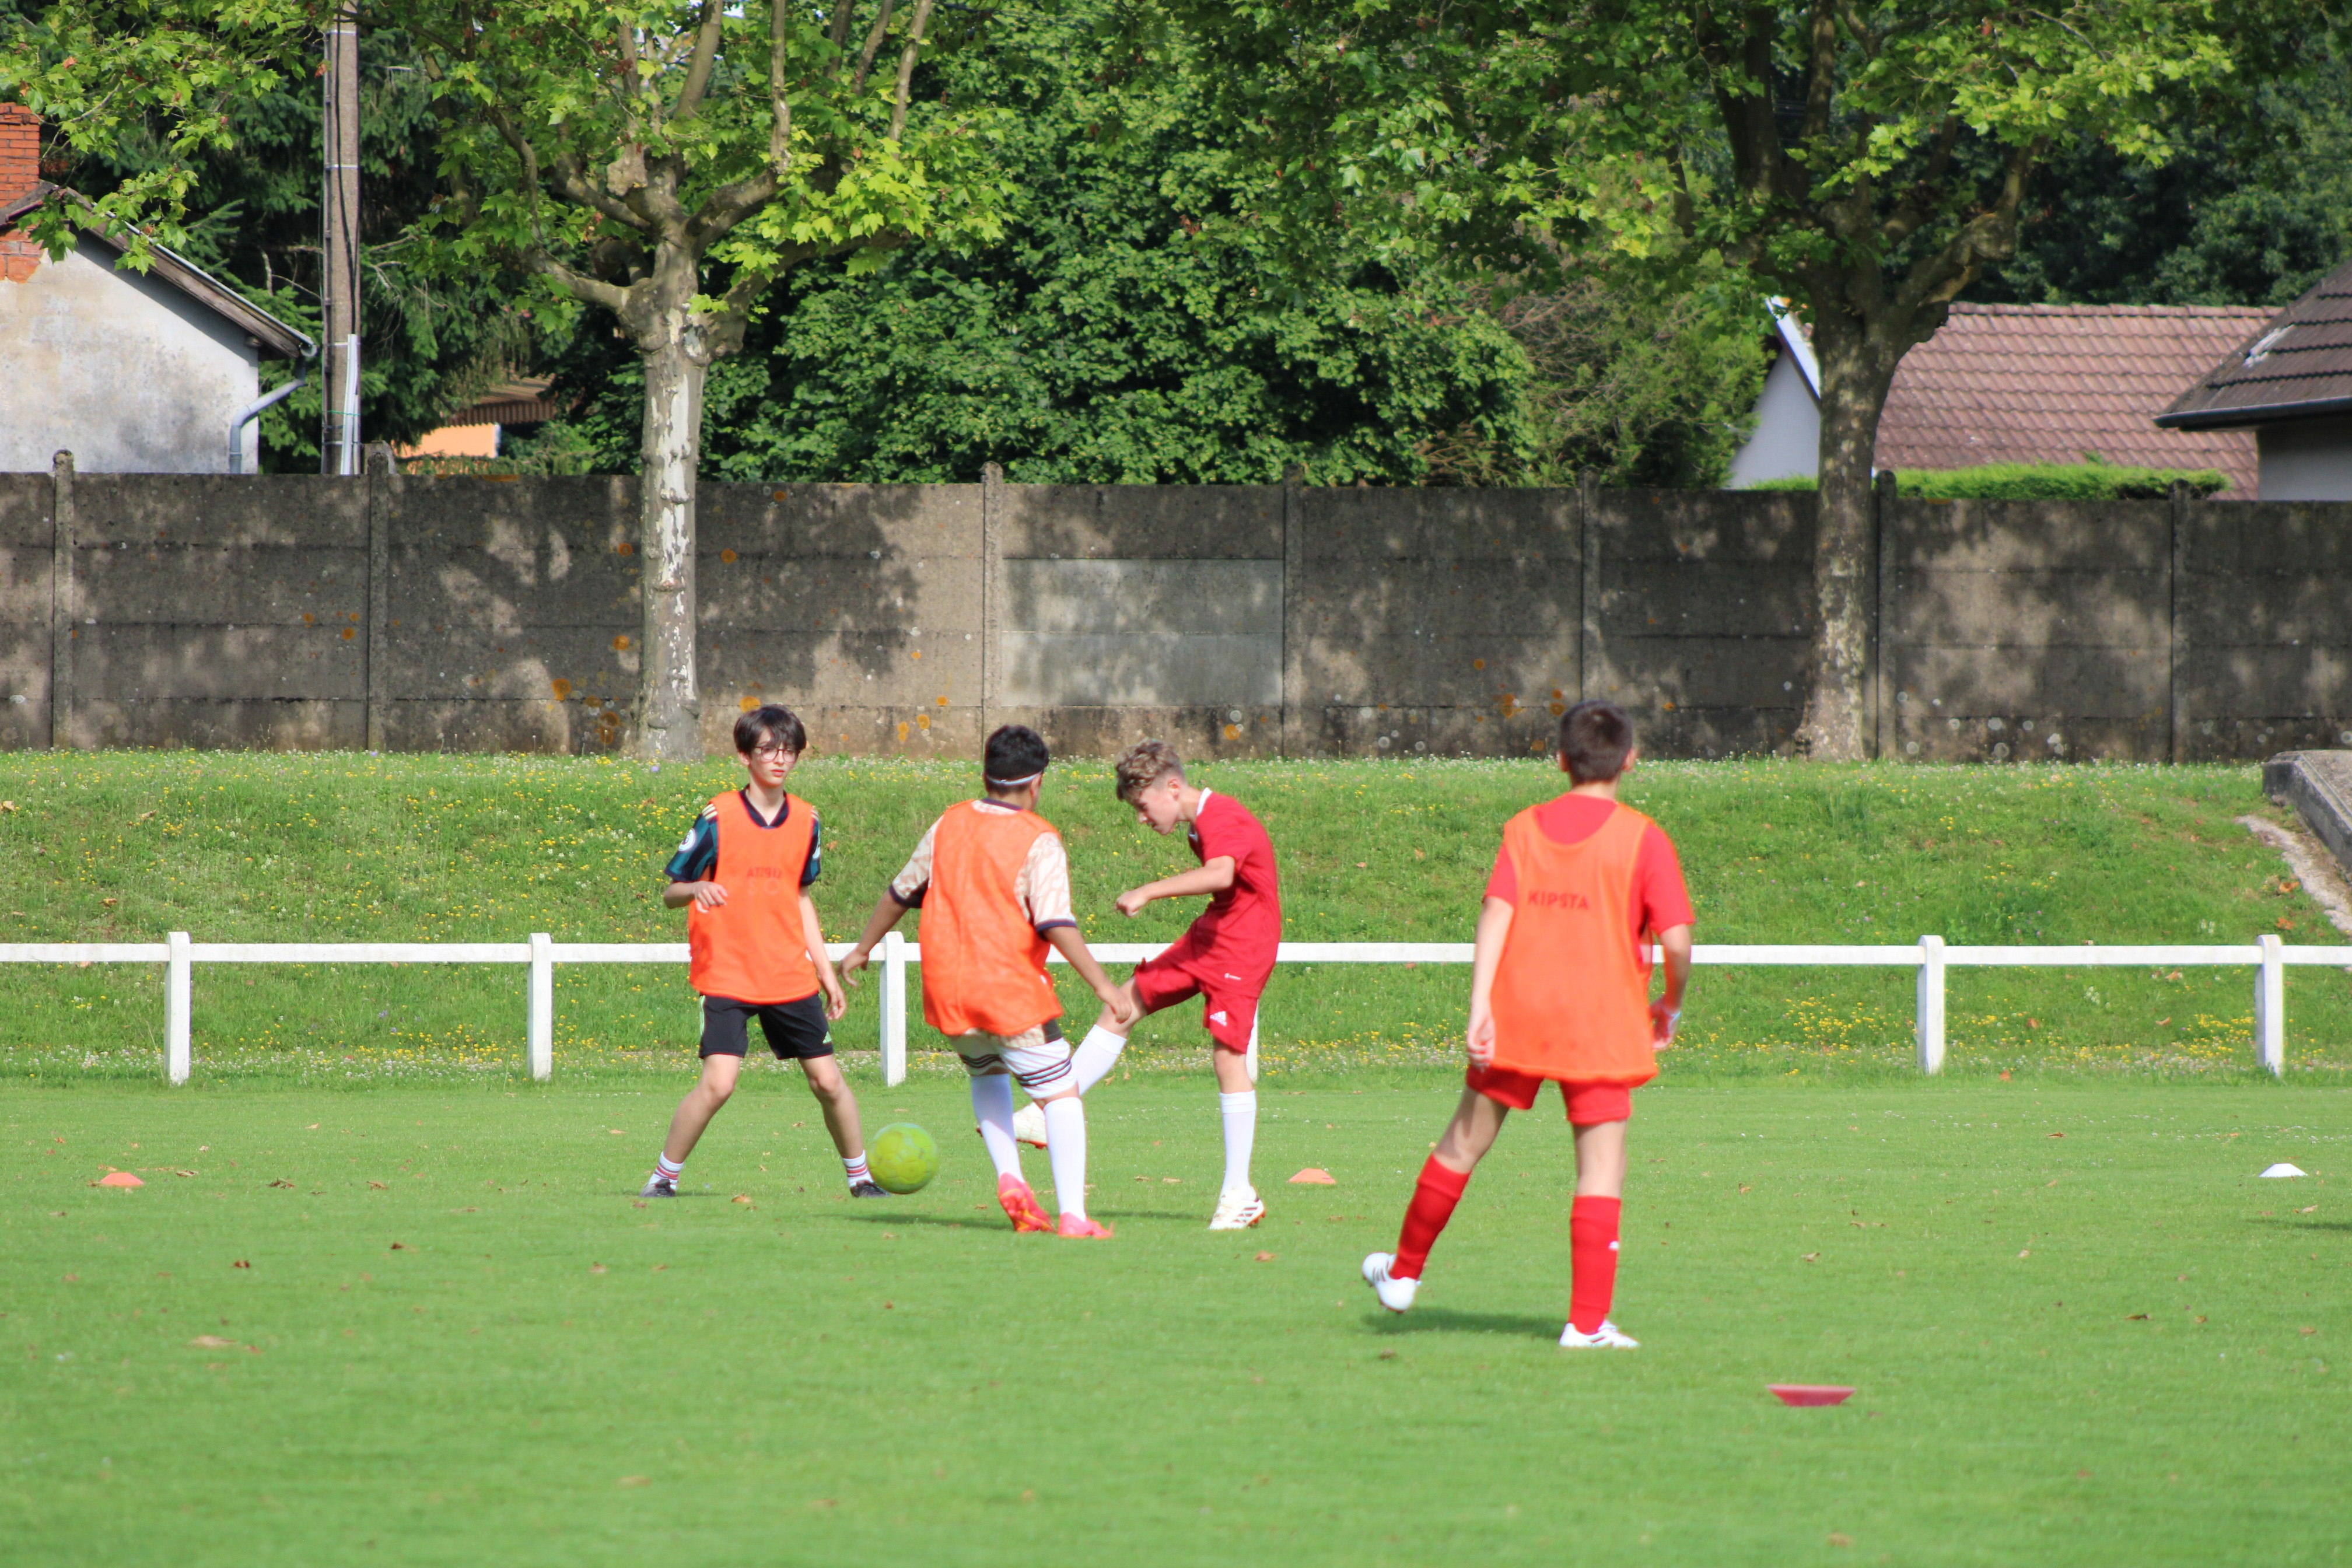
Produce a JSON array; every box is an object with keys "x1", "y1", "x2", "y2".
[
  {"x1": 188, "y1": 1335, "x2": 236, "y2": 1349},
  {"x1": 731, "y1": 1194, "x2": 754, "y2": 1206},
  {"x1": 367, "y1": 1181, "x2": 387, "y2": 1189},
  {"x1": 1254, "y1": 1251, "x2": 1277, "y2": 1262},
  {"x1": 590, "y1": 1264, "x2": 608, "y2": 1275},
  {"x1": 1800, "y1": 1252, "x2": 1820, "y2": 1263}
]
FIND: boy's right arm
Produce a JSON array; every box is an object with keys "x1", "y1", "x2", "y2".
[
  {"x1": 838, "y1": 890, "x2": 911, "y2": 982},
  {"x1": 1044, "y1": 925, "x2": 1139, "y2": 1025},
  {"x1": 841, "y1": 825, "x2": 935, "y2": 981},
  {"x1": 1464, "y1": 895, "x2": 1515, "y2": 1068},
  {"x1": 661, "y1": 807, "x2": 726, "y2": 910}
]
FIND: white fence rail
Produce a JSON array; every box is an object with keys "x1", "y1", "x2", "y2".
[{"x1": 2, "y1": 935, "x2": 2340, "y2": 1086}]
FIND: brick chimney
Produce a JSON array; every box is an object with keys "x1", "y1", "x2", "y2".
[{"x1": 1, "y1": 103, "x2": 47, "y2": 282}]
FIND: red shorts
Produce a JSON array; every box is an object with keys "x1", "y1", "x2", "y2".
[
  {"x1": 1466, "y1": 1064, "x2": 1633, "y2": 1126},
  {"x1": 1133, "y1": 938, "x2": 1268, "y2": 1052}
]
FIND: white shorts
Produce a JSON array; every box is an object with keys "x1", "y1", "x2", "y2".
[{"x1": 955, "y1": 1021, "x2": 1073, "y2": 1094}]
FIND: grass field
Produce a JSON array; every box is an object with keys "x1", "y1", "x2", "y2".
[
  {"x1": 1, "y1": 752, "x2": 2347, "y2": 1083},
  {"x1": 5, "y1": 1074, "x2": 2346, "y2": 1566}
]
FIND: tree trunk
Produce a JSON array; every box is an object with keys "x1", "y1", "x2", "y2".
[
  {"x1": 1797, "y1": 318, "x2": 1896, "y2": 762},
  {"x1": 633, "y1": 272, "x2": 709, "y2": 762}
]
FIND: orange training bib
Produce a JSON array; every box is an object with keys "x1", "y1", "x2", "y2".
[
  {"x1": 1487, "y1": 801, "x2": 1658, "y2": 1084},
  {"x1": 917, "y1": 801, "x2": 1062, "y2": 1038},
  {"x1": 687, "y1": 791, "x2": 819, "y2": 1005}
]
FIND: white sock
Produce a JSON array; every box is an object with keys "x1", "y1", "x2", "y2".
[
  {"x1": 842, "y1": 1153, "x2": 870, "y2": 1188},
  {"x1": 1071, "y1": 1025, "x2": 1129, "y2": 1095},
  {"x1": 655, "y1": 1153, "x2": 684, "y2": 1180},
  {"x1": 1219, "y1": 1090, "x2": 1257, "y2": 1200},
  {"x1": 1042, "y1": 1097, "x2": 1088, "y2": 1221},
  {"x1": 971, "y1": 1076, "x2": 1024, "y2": 1182}
]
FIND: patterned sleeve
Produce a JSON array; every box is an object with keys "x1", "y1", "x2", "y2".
[
  {"x1": 802, "y1": 808, "x2": 822, "y2": 888},
  {"x1": 1021, "y1": 831, "x2": 1077, "y2": 933},
  {"x1": 664, "y1": 804, "x2": 719, "y2": 883},
  {"x1": 888, "y1": 820, "x2": 938, "y2": 907}
]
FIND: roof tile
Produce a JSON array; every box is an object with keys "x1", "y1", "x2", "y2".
[{"x1": 1874, "y1": 303, "x2": 2267, "y2": 494}]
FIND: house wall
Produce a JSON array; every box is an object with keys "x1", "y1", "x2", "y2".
[
  {"x1": 1726, "y1": 351, "x2": 1820, "y2": 488},
  {"x1": 6, "y1": 464, "x2": 2350, "y2": 762},
  {"x1": 2256, "y1": 416, "x2": 2352, "y2": 502},
  {"x1": 0, "y1": 237, "x2": 263, "y2": 475}
]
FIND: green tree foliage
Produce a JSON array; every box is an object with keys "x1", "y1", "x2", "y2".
[
  {"x1": 1153, "y1": 0, "x2": 2301, "y2": 757},
  {"x1": 1980, "y1": 32, "x2": 2352, "y2": 309},
  {"x1": 536, "y1": 5, "x2": 1533, "y2": 486},
  {"x1": 42, "y1": 28, "x2": 541, "y2": 468}
]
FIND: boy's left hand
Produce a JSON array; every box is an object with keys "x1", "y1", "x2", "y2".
[
  {"x1": 1114, "y1": 886, "x2": 1153, "y2": 918},
  {"x1": 819, "y1": 970, "x2": 848, "y2": 1021},
  {"x1": 1650, "y1": 999, "x2": 1681, "y2": 1049}
]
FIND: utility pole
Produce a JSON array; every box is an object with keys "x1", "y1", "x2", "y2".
[{"x1": 320, "y1": 5, "x2": 361, "y2": 476}]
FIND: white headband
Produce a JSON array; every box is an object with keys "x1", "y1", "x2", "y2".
[{"x1": 985, "y1": 772, "x2": 1042, "y2": 788}]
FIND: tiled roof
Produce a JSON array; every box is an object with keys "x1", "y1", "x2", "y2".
[
  {"x1": 1870, "y1": 302, "x2": 2269, "y2": 494},
  {"x1": 2157, "y1": 258, "x2": 2352, "y2": 429}
]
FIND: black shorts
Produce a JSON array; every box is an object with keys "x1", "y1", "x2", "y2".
[{"x1": 699, "y1": 993, "x2": 832, "y2": 1060}]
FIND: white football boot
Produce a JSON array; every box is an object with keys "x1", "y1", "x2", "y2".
[
  {"x1": 1010, "y1": 1100, "x2": 1050, "y2": 1149},
  {"x1": 1208, "y1": 1190, "x2": 1266, "y2": 1230},
  {"x1": 1558, "y1": 1320, "x2": 1640, "y2": 1349},
  {"x1": 1361, "y1": 1251, "x2": 1420, "y2": 1313}
]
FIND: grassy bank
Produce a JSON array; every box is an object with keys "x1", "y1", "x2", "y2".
[{"x1": 0, "y1": 753, "x2": 2344, "y2": 1082}]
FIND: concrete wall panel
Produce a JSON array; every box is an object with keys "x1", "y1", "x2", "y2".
[
  {"x1": 76, "y1": 544, "x2": 368, "y2": 626},
  {"x1": 69, "y1": 699, "x2": 365, "y2": 751},
  {"x1": 0, "y1": 472, "x2": 51, "y2": 547},
  {"x1": 1888, "y1": 498, "x2": 2169, "y2": 571},
  {"x1": 76, "y1": 474, "x2": 367, "y2": 547},
  {"x1": 1002, "y1": 485, "x2": 1280, "y2": 560},
  {"x1": 76, "y1": 624, "x2": 367, "y2": 702}
]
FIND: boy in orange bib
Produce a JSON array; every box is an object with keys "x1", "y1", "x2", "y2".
[
  {"x1": 841, "y1": 725, "x2": 1135, "y2": 1238},
  {"x1": 642, "y1": 706, "x2": 877, "y2": 1200},
  {"x1": 1363, "y1": 701, "x2": 1693, "y2": 1348}
]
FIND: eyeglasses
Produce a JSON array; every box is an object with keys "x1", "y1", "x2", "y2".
[{"x1": 750, "y1": 742, "x2": 797, "y2": 759}]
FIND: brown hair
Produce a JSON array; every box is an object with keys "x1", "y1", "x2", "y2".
[
  {"x1": 1558, "y1": 700, "x2": 1634, "y2": 783},
  {"x1": 733, "y1": 705, "x2": 807, "y2": 757},
  {"x1": 1113, "y1": 739, "x2": 1185, "y2": 803}
]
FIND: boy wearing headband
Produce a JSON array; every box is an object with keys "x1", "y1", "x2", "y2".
[{"x1": 841, "y1": 725, "x2": 1135, "y2": 1237}]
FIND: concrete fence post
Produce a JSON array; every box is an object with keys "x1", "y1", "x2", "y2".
[
  {"x1": 528, "y1": 932, "x2": 554, "y2": 1081},
  {"x1": 365, "y1": 445, "x2": 397, "y2": 750},
  {"x1": 48, "y1": 450, "x2": 73, "y2": 751},
  {"x1": 1280, "y1": 464, "x2": 1305, "y2": 757},
  {"x1": 2168, "y1": 480, "x2": 2191, "y2": 764},
  {"x1": 980, "y1": 463, "x2": 1003, "y2": 739},
  {"x1": 1915, "y1": 935, "x2": 1945, "y2": 1074},
  {"x1": 2255, "y1": 933, "x2": 2284, "y2": 1076},
  {"x1": 881, "y1": 929, "x2": 908, "y2": 1087},
  {"x1": 1577, "y1": 470, "x2": 1601, "y2": 703},
  {"x1": 165, "y1": 931, "x2": 192, "y2": 1085},
  {"x1": 1871, "y1": 470, "x2": 1896, "y2": 760}
]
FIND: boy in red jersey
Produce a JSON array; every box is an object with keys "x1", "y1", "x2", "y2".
[
  {"x1": 839, "y1": 725, "x2": 1134, "y2": 1238},
  {"x1": 1020, "y1": 741, "x2": 1282, "y2": 1230},
  {"x1": 1363, "y1": 701, "x2": 1693, "y2": 1348},
  {"x1": 642, "y1": 706, "x2": 879, "y2": 1200}
]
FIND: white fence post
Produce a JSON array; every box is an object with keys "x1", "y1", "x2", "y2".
[
  {"x1": 2255, "y1": 932, "x2": 2284, "y2": 1077},
  {"x1": 881, "y1": 929, "x2": 908, "y2": 1087},
  {"x1": 528, "y1": 932, "x2": 554, "y2": 1082},
  {"x1": 165, "y1": 930, "x2": 192, "y2": 1085},
  {"x1": 1915, "y1": 935, "x2": 1945, "y2": 1075}
]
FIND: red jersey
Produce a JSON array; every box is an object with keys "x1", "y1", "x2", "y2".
[
  {"x1": 1179, "y1": 789, "x2": 1282, "y2": 981},
  {"x1": 1485, "y1": 793, "x2": 1692, "y2": 962}
]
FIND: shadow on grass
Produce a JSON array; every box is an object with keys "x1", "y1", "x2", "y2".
[{"x1": 1367, "y1": 1306, "x2": 1562, "y2": 1339}]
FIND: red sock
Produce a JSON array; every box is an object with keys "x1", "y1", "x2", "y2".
[
  {"x1": 1392, "y1": 1156, "x2": 1471, "y2": 1279},
  {"x1": 1569, "y1": 1195, "x2": 1623, "y2": 1334}
]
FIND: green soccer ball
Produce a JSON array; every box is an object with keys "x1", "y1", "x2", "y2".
[{"x1": 868, "y1": 1122, "x2": 939, "y2": 1195}]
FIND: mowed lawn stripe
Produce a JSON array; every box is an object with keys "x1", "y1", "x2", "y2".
[{"x1": 4, "y1": 1078, "x2": 2344, "y2": 1566}]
